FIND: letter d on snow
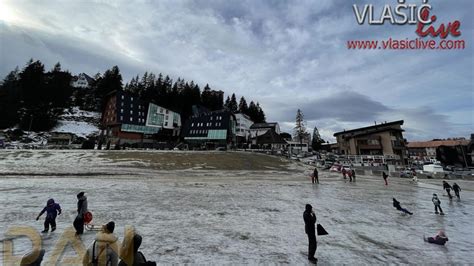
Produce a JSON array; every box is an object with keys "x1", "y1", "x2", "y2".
[{"x1": 3, "y1": 226, "x2": 42, "y2": 266}]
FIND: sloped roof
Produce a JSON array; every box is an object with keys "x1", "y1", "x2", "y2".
[
  {"x1": 250, "y1": 123, "x2": 278, "y2": 129},
  {"x1": 334, "y1": 120, "x2": 404, "y2": 136},
  {"x1": 407, "y1": 140, "x2": 470, "y2": 148},
  {"x1": 252, "y1": 129, "x2": 286, "y2": 144}
]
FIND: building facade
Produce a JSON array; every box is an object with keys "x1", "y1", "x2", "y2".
[
  {"x1": 407, "y1": 139, "x2": 471, "y2": 166},
  {"x1": 146, "y1": 103, "x2": 182, "y2": 137},
  {"x1": 234, "y1": 113, "x2": 254, "y2": 145},
  {"x1": 71, "y1": 73, "x2": 94, "y2": 89},
  {"x1": 249, "y1": 123, "x2": 280, "y2": 138},
  {"x1": 333, "y1": 120, "x2": 407, "y2": 164},
  {"x1": 181, "y1": 110, "x2": 236, "y2": 149},
  {"x1": 101, "y1": 91, "x2": 181, "y2": 145}
]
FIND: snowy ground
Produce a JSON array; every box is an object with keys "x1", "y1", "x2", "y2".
[{"x1": 0, "y1": 150, "x2": 473, "y2": 265}]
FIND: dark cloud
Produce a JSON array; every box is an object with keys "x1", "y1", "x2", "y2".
[{"x1": 0, "y1": 0, "x2": 472, "y2": 141}]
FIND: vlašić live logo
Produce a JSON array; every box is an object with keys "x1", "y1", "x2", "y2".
[{"x1": 347, "y1": 0, "x2": 465, "y2": 50}]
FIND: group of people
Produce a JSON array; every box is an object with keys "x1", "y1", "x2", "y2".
[
  {"x1": 304, "y1": 172, "x2": 463, "y2": 263},
  {"x1": 342, "y1": 168, "x2": 356, "y2": 182},
  {"x1": 82, "y1": 222, "x2": 156, "y2": 266},
  {"x1": 443, "y1": 180, "x2": 462, "y2": 200},
  {"x1": 31, "y1": 191, "x2": 156, "y2": 265}
]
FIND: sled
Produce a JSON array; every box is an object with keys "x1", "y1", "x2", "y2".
[{"x1": 84, "y1": 211, "x2": 103, "y2": 231}]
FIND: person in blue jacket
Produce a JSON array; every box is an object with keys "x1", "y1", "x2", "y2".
[{"x1": 36, "y1": 198, "x2": 62, "y2": 233}]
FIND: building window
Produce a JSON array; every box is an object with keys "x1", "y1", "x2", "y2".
[
  {"x1": 130, "y1": 110, "x2": 133, "y2": 114},
  {"x1": 131, "y1": 97, "x2": 134, "y2": 101},
  {"x1": 165, "y1": 116, "x2": 169, "y2": 120},
  {"x1": 121, "y1": 109, "x2": 123, "y2": 113},
  {"x1": 131, "y1": 104, "x2": 133, "y2": 108},
  {"x1": 121, "y1": 95, "x2": 124, "y2": 99},
  {"x1": 191, "y1": 123, "x2": 194, "y2": 127},
  {"x1": 130, "y1": 117, "x2": 133, "y2": 122},
  {"x1": 160, "y1": 108, "x2": 163, "y2": 113},
  {"x1": 120, "y1": 116, "x2": 123, "y2": 121},
  {"x1": 166, "y1": 110, "x2": 169, "y2": 114}
]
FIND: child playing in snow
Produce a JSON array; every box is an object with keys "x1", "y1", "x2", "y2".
[
  {"x1": 424, "y1": 230, "x2": 448, "y2": 245},
  {"x1": 36, "y1": 198, "x2": 62, "y2": 233},
  {"x1": 432, "y1": 194, "x2": 444, "y2": 215},
  {"x1": 392, "y1": 198, "x2": 413, "y2": 215}
]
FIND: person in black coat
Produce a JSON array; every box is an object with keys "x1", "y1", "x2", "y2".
[
  {"x1": 73, "y1": 191, "x2": 88, "y2": 235},
  {"x1": 392, "y1": 198, "x2": 413, "y2": 215},
  {"x1": 382, "y1": 172, "x2": 388, "y2": 186},
  {"x1": 303, "y1": 204, "x2": 317, "y2": 263},
  {"x1": 443, "y1": 181, "x2": 453, "y2": 199},
  {"x1": 313, "y1": 168, "x2": 319, "y2": 184},
  {"x1": 452, "y1": 183, "x2": 461, "y2": 199}
]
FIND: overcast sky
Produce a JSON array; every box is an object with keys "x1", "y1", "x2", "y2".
[{"x1": 1, "y1": 0, "x2": 472, "y2": 141}]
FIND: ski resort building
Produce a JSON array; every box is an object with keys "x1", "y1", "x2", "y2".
[
  {"x1": 234, "y1": 113, "x2": 254, "y2": 146},
  {"x1": 333, "y1": 120, "x2": 407, "y2": 165},
  {"x1": 181, "y1": 110, "x2": 236, "y2": 149},
  {"x1": 101, "y1": 90, "x2": 181, "y2": 145},
  {"x1": 249, "y1": 123, "x2": 280, "y2": 138}
]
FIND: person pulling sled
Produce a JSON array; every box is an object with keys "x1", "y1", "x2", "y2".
[{"x1": 74, "y1": 191, "x2": 88, "y2": 235}]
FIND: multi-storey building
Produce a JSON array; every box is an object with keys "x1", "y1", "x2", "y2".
[
  {"x1": 249, "y1": 123, "x2": 280, "y2": 139},
  {"x1": 181, "y1": 110, "x2": 236, "y2": 149},
  {"x1": 234, "y1": 113, "x2": 253, "y2": 145},
  {"x1": 101, "y1": 90, "x2": 181, "y2": 145},
  {"x1": 333, "y1": 120, "x2": 407, "y2": 164},
  {"x1": 407, "y1": 138, "x2": 471, "y2": 166}
]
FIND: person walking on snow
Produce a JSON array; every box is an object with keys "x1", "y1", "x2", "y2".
[
  {"x1": 348, "y1": 169, "x2": 353, "y2": 182},
  {"x1": 392, "y1": 198, "x2": 413, "y2": 215},
  {"x1": 312, "y1": 168, "x2": 319, "y2": 184},
  {"x1": 303, "y1": 204, "x2": 318, "y2": 263},
  {"x1": 341, "y1": 168, "x2": 347, "y2": 179},
  {"x1": 36, "y1": 198, "x2": 61, "y2": 233},
  {"x1": 351, "y1": 169, "x2": 356, "y2": 182},
  {"x1": 74, "y1": 191, "x2": 88, "y2": 235},
  {"x1": 432, "y1": 194, "x2": 444, "y2": 215},
  {"x1": 443, "y1": 181, "x2": 453, "y2": 199},
  {"x1": 382, "y1": 172, "x2": 388, "y2": 186},
  {"x1": 452, "y1": 183, "x2": 461, "y2": 199}
]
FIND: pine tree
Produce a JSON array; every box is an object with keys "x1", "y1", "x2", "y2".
[
  {"x1": 311, "y1": 126, "x2": 325, "y2": 151},
  {"x1": 229, "y1": 93, "x2": 238, "y2": 113},
  {"x1": 247, "y1": 101, "x2": 258, "y2": 122},
  {"x1": 224, "y1": 96, "x2": 231, "y2": 109},
  {"x1": 294, "y1": 109, "x2": 307, "y2": 149},
  {"x1": 96, "y1": 65, "x2": 123, "y2": 110},
  {"x1": 238, "y1": 97, "x2": 248, "y2": 114},
  {"x1": 0, "y1": 67, "x2": 21, "y2": 128},
  {"x1": 255, "y1": 102, "x2": 266, "y2": 123}
]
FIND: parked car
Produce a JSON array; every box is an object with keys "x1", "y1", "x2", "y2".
[
  {"x1": 329, "y1": 164, "x2": 342, "y2": 172},
  {"x1": 399, "y1": 170, "x2": 414, "y2": 178},
  {"x1": 423, "y1": 164, "x2": 445, "y2": 174}
]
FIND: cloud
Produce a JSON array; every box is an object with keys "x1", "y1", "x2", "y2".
[{"x1": 0, "y1": 0, "x2": 472, "y2": 141}]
